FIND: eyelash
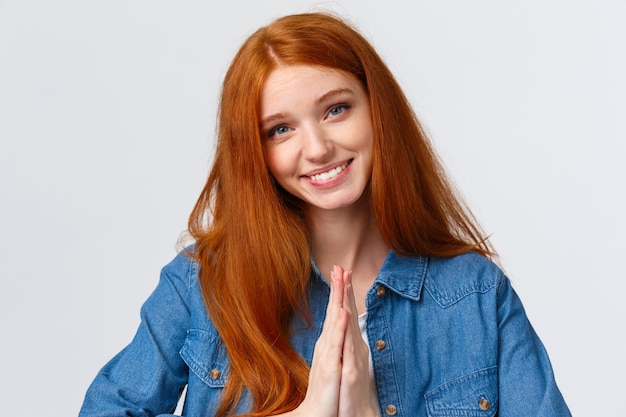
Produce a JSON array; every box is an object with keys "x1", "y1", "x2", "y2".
[
  {"x1": 266, "y1": 104, "x2": 352, "y2": 138},
  {"x1": 267, "y1": 125, "x2": 290, "y2": 138},
  {"x1": 327, "y1": 104, "x2": 350, "y2": 118}
]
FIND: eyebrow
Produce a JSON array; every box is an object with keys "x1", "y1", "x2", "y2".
[
  {"x1": 315, "y1": 87, "x2": 355, "y2": 105},
  {"x1": 260, "y1": 112, "x2": 288, "y2": 129},
  {"x1": 260, "y1": 88, "x2": 355, "y2": 128}
]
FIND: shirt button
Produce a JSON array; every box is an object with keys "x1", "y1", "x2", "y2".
[
  {"x1": 478, "y1": 397, "x2": 490, "y2": 411},
  {"x1": 209, "y1": 369, "x2": 221, "y2": 380},
  {"x1": 375, "y1": 340, "x2": 386, "y2": 350},
  {"x1": 385, "y1": 404, "x2": 397, "y2": 416},
  {"x1": 376, "y1": 286, "x2": 385, "y2": 297}
]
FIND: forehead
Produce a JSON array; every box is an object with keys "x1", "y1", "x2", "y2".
[{"x1": 260, "y1": 65, "x2": 365, "y2": 111}]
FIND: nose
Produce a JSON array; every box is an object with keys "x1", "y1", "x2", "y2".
[{"x1": 301, "y1": 124, "x2": 333, "y2": 162}]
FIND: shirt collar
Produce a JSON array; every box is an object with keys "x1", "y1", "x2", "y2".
[
  {"x1": 375, "y1": 250, "x2": 427, "y2": 301},
  {"x1": 310, "y1": 250, "x2": 427, "y2": 301}
]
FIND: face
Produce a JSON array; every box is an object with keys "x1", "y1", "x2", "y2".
[{"x1": 260, "y1": 65, "x2": 374, "y2": 213}]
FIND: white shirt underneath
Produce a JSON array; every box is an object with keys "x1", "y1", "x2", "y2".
[{"x1": 358, "y1": 311, "x2": 380, "y2": 412}]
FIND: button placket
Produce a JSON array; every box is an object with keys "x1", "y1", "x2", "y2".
[
  {"x1": 385, "y1": 404, "x2": 397, "y2": 416},
  {"x1": 368, "y1": 282, "x2": 400, "y2": 417},
  {"x1": 478, "y1": 397, "x2": 490, "y2": 411},
  {"x1": 376, "y1": 286, "x2": 386, "y2": 297}
]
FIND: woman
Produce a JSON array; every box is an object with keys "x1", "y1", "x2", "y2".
[{"x1": 79, "y1": 12, "x2": 571, "y2": 417}]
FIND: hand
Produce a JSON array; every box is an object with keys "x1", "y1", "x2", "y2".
[
  {"x1": 277, "y1": 265, "x2": 349, "y2": 417},
  {"x1": 276, "y1": 266, "x2": 378, "y2": 417},
  {"x1": 335, "y1": 266, "x2": 379, "y2": 417}
]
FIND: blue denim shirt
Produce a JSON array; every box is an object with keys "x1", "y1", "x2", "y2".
[{"x1": 79, "y1": 250, "x2": 571, "y2": 416}]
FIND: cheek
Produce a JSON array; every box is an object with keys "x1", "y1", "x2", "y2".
[
  {"x1": 348, "y1": 111, "x2": 374, "y2": 150},
  {"x1": 357, "y1": 126, "x2": 374, "y2": 157},
  {"x1": 264, "y1": 147, "x2": 292, "y2": 181}
]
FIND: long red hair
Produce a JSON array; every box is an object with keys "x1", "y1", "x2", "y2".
[{"x1": 188, "y1": 12, "x2": 493, "y2": 416}]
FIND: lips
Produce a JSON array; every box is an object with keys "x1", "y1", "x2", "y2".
[{"x1": 306, "y1": 159, "x2": 353, "y2": 182}]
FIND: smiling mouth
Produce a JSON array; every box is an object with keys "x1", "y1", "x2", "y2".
[{"x1": 307, "y1": 159, "x2": 353, "y2": 182}]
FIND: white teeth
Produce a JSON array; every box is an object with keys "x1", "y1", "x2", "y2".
[{"x1": 309, "y1": 161, "x2": 349, "y2": 182}]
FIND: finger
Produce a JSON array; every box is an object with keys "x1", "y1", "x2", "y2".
[
  {"x1": 339, "y1": 316, "x2": 374, "y2": 417},
  {"x1": 307, "y1": 268, "x2": 350, "y2": 416},
  {"x1": 332, "y1": 265, "x2": 345, "y2": 311},
  {"x1": 313, "y1": 305, "x2": 348, "y2": 371},
  {"x1": 328, "y1": 266, "x2": 346, "y2": 315},
  {"x1": 342, "y1": 270, "x2": 369, "y2": 369},
  {"x1": 320, "y1": 266, "x2": 344, "y2": 341},
  {"x1": 316, "y1": 266, "x2": 349, "y2": 361},
  {"x1": 339, "y1": 315, "x2": 374, "y2": 417},
  {"x1": 310, "y1": 303, "x2": 349, "y2": 400},
  {"x1": 314, "y1": 266, "x2": 352, "y2": 371},
  {"x1": 341, "y1": 270, "x2": 359, "y2": 324}
]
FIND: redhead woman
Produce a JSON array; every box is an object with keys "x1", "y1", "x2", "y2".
[{"x1": 79, "y1": 13, "x2": 571, "y2": 417}]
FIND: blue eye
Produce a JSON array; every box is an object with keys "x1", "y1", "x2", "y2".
[
  {"x1": 268, "y1": 125, "x2": 290, "y2": 138},
  {"x1": 328, "y1": 104, "x2": 350, "y2": 118}
]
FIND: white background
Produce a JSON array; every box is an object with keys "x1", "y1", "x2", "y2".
[{"x1": 1, "y1": 1, "x2": 624, "y2": 416}]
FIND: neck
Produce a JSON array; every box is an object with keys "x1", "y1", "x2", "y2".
[{"x1": 306, "y1": 195, "x2": 390, "y2": 310}]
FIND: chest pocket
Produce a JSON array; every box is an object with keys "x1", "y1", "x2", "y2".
[
  {"x1": 425, "y1": 366, "x2": 498, "y2": 417},
  {"x1": 180, "y1": 328, "x2": 230, "y2": 388}
]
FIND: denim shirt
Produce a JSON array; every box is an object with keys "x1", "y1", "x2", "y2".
[{"x1": 79, "y1": 250, "x2": 571, "y2": 417}]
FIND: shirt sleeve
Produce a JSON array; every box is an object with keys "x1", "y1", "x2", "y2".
[
  {"x1": 496, "y1": 274, "x2": 571, "y2": 416},
  {"x1": 79, "y1": 251, "x2": 194, "y2": 417}
]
